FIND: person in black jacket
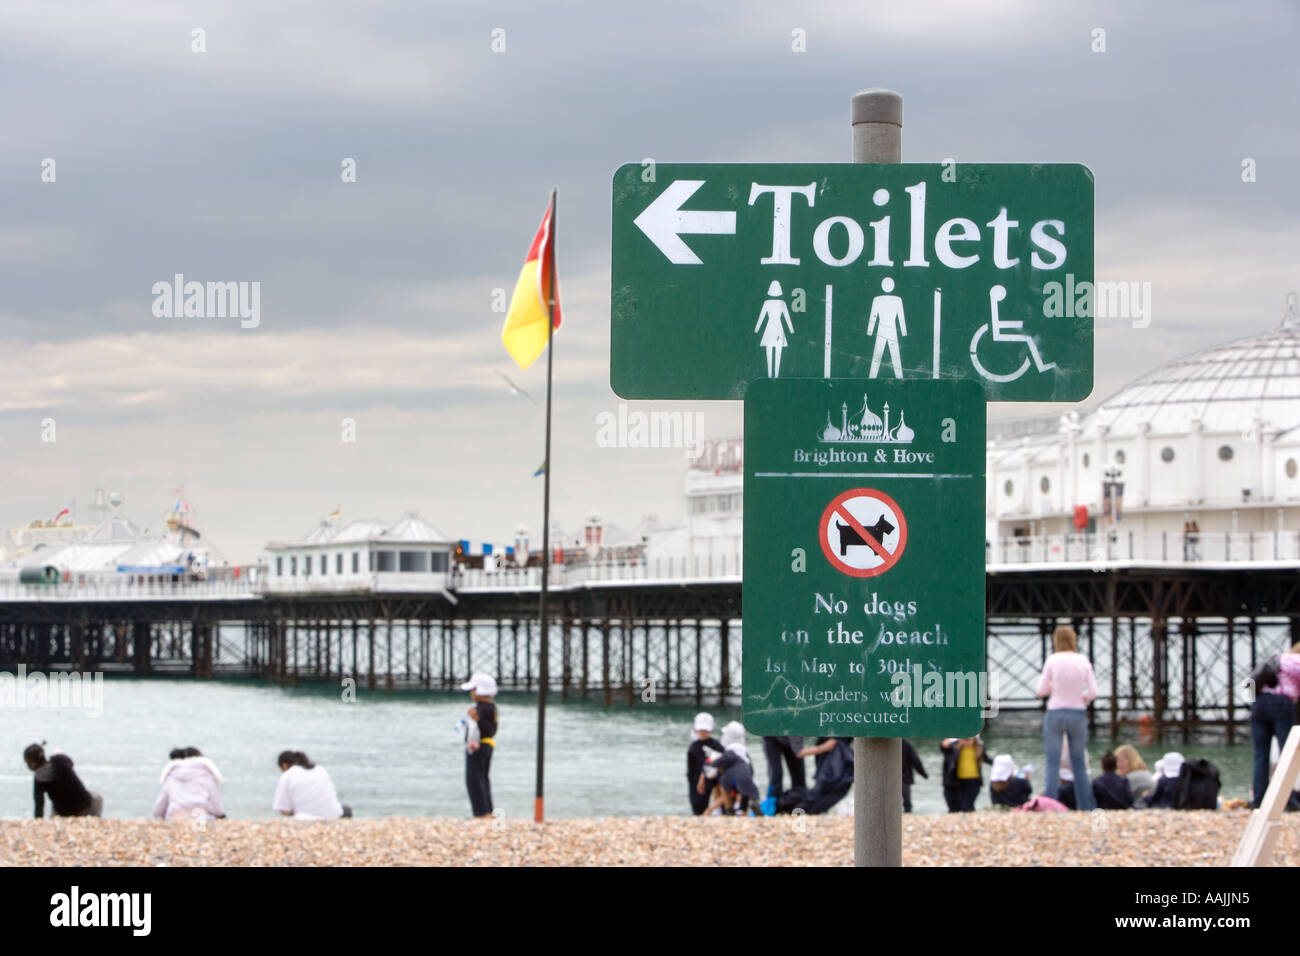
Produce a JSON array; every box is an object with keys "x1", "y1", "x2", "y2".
[
  {"x1": 1092, "y1": 751, "x2": 1134, "y2": 809},
  {"x1": 901, "y1": 739, "x2": 927, "y2": 813},
  {"x1": 459, "y1": 673, "x2": 498, "y2": 818},
  {"x1": 940, "y1": 736, "x2": 993, "y2": 812},
  {"x1": 687, "y1": 713, "x2": 725, "y2": 815},
  {"x1": 774, "y1": 737, "x2": 854, "y2": 815},
  {"x1": 23, "y1": 743, "x2": 101, "y2": 818}
]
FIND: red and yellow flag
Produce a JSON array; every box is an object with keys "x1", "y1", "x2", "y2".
[{"x1": 501, "y1": 195, "x2": 561, "y2": 370}]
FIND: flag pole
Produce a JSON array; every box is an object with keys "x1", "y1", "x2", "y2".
[{"x1": 535, "y1": 188, "x2": 556, "y2": 824}]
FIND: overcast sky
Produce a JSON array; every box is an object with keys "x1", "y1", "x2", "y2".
[{"x1": 1, "y1": 0, "x2": 1297, "y2": 561}]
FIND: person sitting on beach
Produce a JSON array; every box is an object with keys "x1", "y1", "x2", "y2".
[
  {"x1": 1143, "y1": 752, "x2": 1184, "y2": 809},
  {"x1": 687, "y1": 712, "x2": 725, "y2": 815},
  {"x1": 989, "y1": 754, "x2": 1033, "y2": 808},
  {"x1": 23, "y1": 743, "x2": 102, "y2": 819},
  {"x1": 273, "y1": 751, "x2": 351, "y2": 819},
  {"x1": 1091, "y1": 751, "x2": 1134, "y2": 809},
  {"x1": 154, "y1": 746, "x2": 225, "y2": 822},
  {"x1": 699, "y1": 721, "x2": 763, "y2": 815},
  {"x1": 941, "y1": 736, "x2": 992, "y2": 812},
  {"x1": 1115, "y1": 745, "x2": 1156, "y2": 804},
  {"x1": 773, "y1": 737, "x2": 854, "y2": 815}
]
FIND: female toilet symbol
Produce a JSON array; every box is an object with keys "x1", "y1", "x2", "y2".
[{"x1": 754, "y1": 280, "x2": 794, "y2": 378}]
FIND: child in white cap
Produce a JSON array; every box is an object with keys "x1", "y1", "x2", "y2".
[
  {"x1": 460, "y1": 673, "x2": 499, "y2": 818},
  {"x1": 687, "y1": 713, "x2": 724, "y2": 815},
  {"x1": 699, "y1": 721, "x2": 764, "y2": 815},
  {"x1": 989, "y1": 753, "x2": 1033, "y2": 808},
  {"x1": 1144, "y1": 751, "x2": 1184, "y2": 808}
]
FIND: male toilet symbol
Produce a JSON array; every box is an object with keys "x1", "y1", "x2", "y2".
[
  {"x1": 755, "y1": 280, "x2": 794, "y2": 378},
  {"x1": 867, "y1": 278, "x2": 908, "y2": 379},
  {"x1": 969, "y1": 284, "x2": 1057, "y2": 383}
]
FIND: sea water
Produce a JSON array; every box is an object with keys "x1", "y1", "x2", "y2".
[{"x1": 0, "y1": 678, "x2": 1259, "y2": 819}]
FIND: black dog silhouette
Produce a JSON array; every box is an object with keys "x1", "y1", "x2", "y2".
[{"x1": 836, "y1": 515, "x2": 895, "y2": 556}]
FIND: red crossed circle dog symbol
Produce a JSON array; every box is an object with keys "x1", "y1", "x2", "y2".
[{"x1": 819, "y1": 488, "x2": 908, "y2": 578}]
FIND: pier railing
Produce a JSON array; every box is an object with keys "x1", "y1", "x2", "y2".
[
  {"x1": 451, "y1": 554, "x2": 742, "y2": 590},
  {"x1": 0, "y1": 567, "x2": 260, "y2": 602},
  {"x1": 987, "y1": 530, "x2": 1300, "y2": 568},
  {"x1": 2, "y1": 535, "x2": 1299, "y2": 601}
]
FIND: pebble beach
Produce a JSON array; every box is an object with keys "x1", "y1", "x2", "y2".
[{"x1": 0, "y1": 810, "x2": 1292, "y2": 867}]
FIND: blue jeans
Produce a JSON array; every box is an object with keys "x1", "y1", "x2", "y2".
[
  {"x1": 1251, "y1": 692, "x2": 1294, "y2": 807},
  {"x1": 1043, "y1": 708, "x2": 1095, "y2": 810}
]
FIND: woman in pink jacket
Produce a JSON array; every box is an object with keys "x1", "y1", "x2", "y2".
[
  {"x1": 153, "y1": 747, "x2": 225, "y2": 822},
  {"x1": 1035, "y1": 625, "x2": 1099, "y2": 811}
]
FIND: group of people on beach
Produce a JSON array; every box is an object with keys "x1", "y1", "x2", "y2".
[
  {"x1": 684, "y1": 624, "x2": 1267, "y2": 816},
  {"x1": 687, "y1": 714, "x2": 854, "y2": 817},
  {"x1": 21, "y1": 743, "x2": 351, "y2": 822},
  {"x1": 17, "y1": 672, "x2": 501, "y2": 822},
  {"x1": 941, "y1": 734, "x2": 1217, "y2": 812},
  {"x1": 18, "y1": 629, "x2": 1300, "y2": 822}
]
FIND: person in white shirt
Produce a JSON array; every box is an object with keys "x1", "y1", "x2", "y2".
[{"x1": 272, "y1": 751, "x2": 350, "y2": 819}]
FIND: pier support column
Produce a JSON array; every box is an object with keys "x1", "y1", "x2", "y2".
[
  {"x1": 367, "y1": 620, "x2": 376, "y2": 691},
  {"x1": 602, "y1": 620, "x2": 612, "y2": 708},
  {"x1": 133, "y1": 621, "x2": 151, "y2": 675},
  {"x1": 511, "y1": 621, "x2": 519, "y2": 689},
  {"x1": 1152, "y1": 617, "x2": 1167, "y2": 738},
  {"x1": 624, "y1": 617, "x2": 634, "y2": 706},
  {"x1": 562, "y1": 616, "x2": 572, "y2": 700},
  {"x1": 694, "y1": 619, "x2": 702, "y2": 708},
  {"x1": 1226, "y1": 616, "x2": 1236, "y2": 744},
  {"x1": 581, "y1": 621, "x2": 590, "y2": 699},
  {"x1": 1182, "y1": 617, "x2": 1198, "y2": 741},
  {"x1": 386, "y1": 616, "x2": 394, "y2": 692},
  {"x1": 719, "y1": 618, "x2": 731, "y2": 708}
]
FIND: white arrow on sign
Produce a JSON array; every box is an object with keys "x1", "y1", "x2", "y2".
[{"x1": 633, "y1": 180, "x2": 737, "y2": 265}]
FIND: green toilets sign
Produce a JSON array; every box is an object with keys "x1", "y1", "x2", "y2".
[
  {"x1": 611, "y1": 163, "x2": 1093, "y2": 403},
  {"x1": 742, "y1": 378, "x2": 986, "y2": 737}
]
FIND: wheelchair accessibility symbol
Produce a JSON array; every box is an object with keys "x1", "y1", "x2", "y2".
[
  {"x1": 969, "y1": 285, "x2": 1057, "y2": 383},
  {"x1": 819, "y1": 488, "x2": 908, "y2": 578}
]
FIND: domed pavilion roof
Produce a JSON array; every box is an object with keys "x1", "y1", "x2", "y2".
[{"x1": 1080, "y1": 293, "x2": 1300, "y2": 439}]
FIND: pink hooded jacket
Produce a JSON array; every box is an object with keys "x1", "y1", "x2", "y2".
[{"x1": 153, "y1": 757, "x2": 224, "y2": 820}]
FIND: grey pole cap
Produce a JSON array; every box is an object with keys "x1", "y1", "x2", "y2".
[{"x1": 851, "y1": 89, "x2": 903, "y2": 127}]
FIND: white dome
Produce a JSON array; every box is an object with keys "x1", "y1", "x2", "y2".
[{"x1": 1081, "y1": 305, "x2": 1300, "y2": 440}]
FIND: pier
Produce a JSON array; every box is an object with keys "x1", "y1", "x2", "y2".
[{"x1": 2, "y1": 539, "x2": 1298, "y2": 738}]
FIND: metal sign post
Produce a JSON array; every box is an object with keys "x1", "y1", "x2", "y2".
[{"x1": 852, "y1": 90, "x2": 904, "y2": 868}]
